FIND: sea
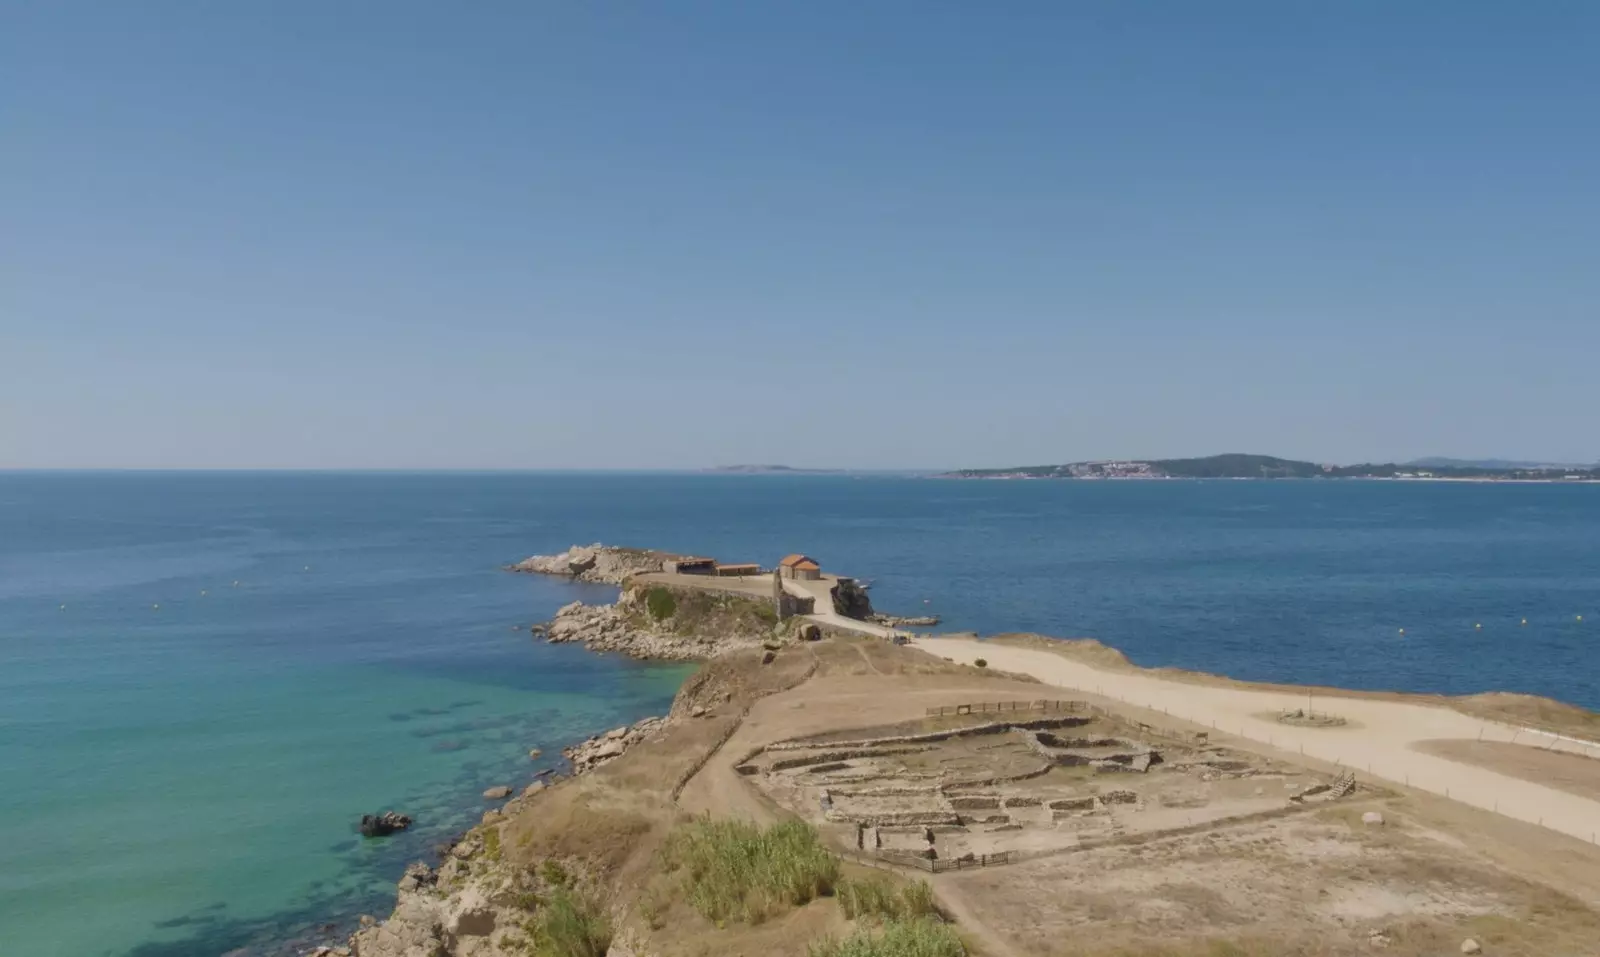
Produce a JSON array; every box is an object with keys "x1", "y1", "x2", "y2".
[{"x1": 1, "y1": 472, "x2": 1596, "y2": 957}]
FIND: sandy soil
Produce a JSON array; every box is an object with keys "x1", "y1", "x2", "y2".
[
  {"x1": 915, "y1": 635, "x2": 1600, "y2": 846},
  {"x1": 1414, "y1": 739, "x2": 1600, "y2": 802},
  {"x1": 942, "y1": 803, "x2": 1600, "y2": 957},
  {"x1": 650, "y1": 637, "x2": 1600, "y2": 957}
]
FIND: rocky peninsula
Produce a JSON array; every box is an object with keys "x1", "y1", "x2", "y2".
[
  {"x1": 515, "y1": 544, "x2": 893, "y2": 660},
  {"x1": 320, "y1": 545, "x2": 1600, "y2": 957}
]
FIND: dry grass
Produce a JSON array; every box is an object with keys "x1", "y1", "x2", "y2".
[
  {"x1": 659, "y1": 818, "x2": 839, "y2": 924},
  {"x1": 807, "y1": 918, "x2": 967, "y2": 957}
]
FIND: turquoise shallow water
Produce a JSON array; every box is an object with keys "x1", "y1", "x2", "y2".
[{"x1": 1, "y1": 472, "x2": 1596, "y2": 955}]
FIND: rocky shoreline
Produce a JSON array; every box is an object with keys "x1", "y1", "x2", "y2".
[
  {"x1": 538, "y1": 592, "x2": 775, "y2": 661},
  {"x1": 338, "y1": 713, "x2": 670, "y2": 957},
  {"x1": 506, "y1": 543, "x2": 676, "y2": 585}
]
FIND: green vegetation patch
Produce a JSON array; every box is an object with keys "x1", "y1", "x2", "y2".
[
  {"x1": 645, "y1": 587, "x2": 678, "y2": 621},
  {"x1": 526, "y1": 887, "x2": 612, "y2": 957},
  {"x1": 808, "y1": 918, "x2": 966, "y2": 957},
  {"x1": 660, "y1": 817, "x2": 840, "y2": 924}
]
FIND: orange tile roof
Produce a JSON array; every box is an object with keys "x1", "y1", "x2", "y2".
[
  {"x1": 779, "y1": 553, "x2": 815, "y2": 567},
  {"x1": 792, "y1": 560, "x2": 820, "y2": 571}
]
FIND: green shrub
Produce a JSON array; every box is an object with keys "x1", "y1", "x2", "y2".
[
  {"x1": 528, "y1": 887, "x2": 612, "y2": 957},
  {"x1": 808, "y1": 918, "x2": 965, "y2": 957},
  {"x1": 973, "y1": 659, "x2": 987, "y2": 669},
  {"x1": 661, "y1": 817, "x2": 839, "y2": 924},
  {"x1": 483, "y1": 826, "x2": 502, "y2": 861},
  {"x1": 541, "y1": 859, "x2": 570, "y2": 888},
  {"x1": 646, "y1": 587, "x2": 678, "y2": 621}
]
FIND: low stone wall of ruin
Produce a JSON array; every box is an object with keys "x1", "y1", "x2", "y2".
[
  {"x1": 768, "y1": 746, "x2": 931, "y2": 771},
  {"x1": 764, "y1": 715, "x2": 1092, "y2": 753},
  {"x1": 826, "y1": 809, "x2": 962, "y2": 827}
]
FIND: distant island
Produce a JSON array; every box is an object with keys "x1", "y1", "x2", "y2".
[
  {"x1": 706, "y1": 464, "x2": 842, "y2": 475},
  {"x1": 942, "y1": 453, "x2": 1600, "y2": 482}
]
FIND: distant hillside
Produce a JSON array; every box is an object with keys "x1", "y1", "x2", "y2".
[{"x1": 943, "y1": 454, "x2": 1600, "y2": 481}]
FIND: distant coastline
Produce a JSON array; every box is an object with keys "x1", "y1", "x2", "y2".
[
  {"x1": 704, "y1": 464, "x2": 843, "y2": 475},
  {"x1": 942, "y1": 453, "x2": 1600, "y2": 483}
]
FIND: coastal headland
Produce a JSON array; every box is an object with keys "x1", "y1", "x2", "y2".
[
  {"x1": 338, "y1": 545, "x2": 1600, "y2": 957},
  {"x1": 943, "y1": 452, "x2": 1600, "y2": 482}
]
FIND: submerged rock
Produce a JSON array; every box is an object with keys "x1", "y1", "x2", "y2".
[{"x1": 482, "y1": 785, "x2": 512, "y2": 800}]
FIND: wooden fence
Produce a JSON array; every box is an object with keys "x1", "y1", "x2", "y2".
[
  {"x1": 842, "y1": 849, "x2": 1013, "y2": 873},
  {"x1": 926, "y1": 699, "x2": 1086, "y2": 718}
]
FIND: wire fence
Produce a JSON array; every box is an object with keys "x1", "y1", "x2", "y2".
[{"x1": 925, "y1": 699, "x2": 1087, "y2": 717}]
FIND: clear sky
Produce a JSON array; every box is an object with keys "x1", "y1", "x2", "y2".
[{"x1": 4, "y1": 2, "x2": 1597, "y2": 469}]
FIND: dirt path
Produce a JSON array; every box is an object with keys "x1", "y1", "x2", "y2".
[
  {"x1": 929, "y1": 875, "x2": 1024, "y2": 957},
  {"x1": 914, "y1": 636, "x2": 1600, "y2": 847}
]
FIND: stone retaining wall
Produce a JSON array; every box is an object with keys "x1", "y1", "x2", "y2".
[
  {"x1": 949, "y1": 796, "x2": 1002, "y2": 810},
  {"x1": 765, "y1": 715, "x2": 1091, "y2": 753}
]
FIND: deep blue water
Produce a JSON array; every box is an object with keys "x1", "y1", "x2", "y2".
[{"x1": 1, "y1": 472, "x2": 1596, "y2": 956}]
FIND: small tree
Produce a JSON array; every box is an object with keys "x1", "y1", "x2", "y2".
[{"x1": 974, "y1": 658, "x2": 987, "y2": 669}]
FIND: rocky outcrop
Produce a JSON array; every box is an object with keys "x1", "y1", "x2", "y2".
[
  {"x1": 545, "y1": 600, "x2": 727, "y2": 660},
  {"x1": 359, "y1": 811, "x2": 412, "y2": 837},
  {"x1": 869, "y1": 613, "x2": 940, "y2": 627},
  {"x1": 562, "y1": 715, "x2": 669, "y2": 775},
  {"x1": 830, "y1": 577, "x2": 874, "y2": 619},
  {"x1": 509, "y1": 543, "x2": 673, "y2": 585},
  {"x1": 540, "y1": 589, "x2": 776, "y2": 661}
]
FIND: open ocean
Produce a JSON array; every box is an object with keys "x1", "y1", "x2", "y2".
[{"x1": 2, "y1": 471, "x2": 1597, "y2": 956}]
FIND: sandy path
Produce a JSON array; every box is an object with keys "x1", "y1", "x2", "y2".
[
  {"x1": 913, "y1": 636, "x2": 1600, "y2": 847},
  {"x1": 785, "y1": 578, "x2": 897, "y2": 638}
]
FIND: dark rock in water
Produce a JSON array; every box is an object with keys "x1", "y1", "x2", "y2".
[
  {"x1": 830, "y1": 577, "x2": 875, "y2": 619},
  {"x1": 359, "y1": 811, "x2": 412, "y2": 837}
]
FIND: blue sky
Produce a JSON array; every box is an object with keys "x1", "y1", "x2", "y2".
[{"x1": 4, "y1": 2, "x2": 1597, "y2": 469}]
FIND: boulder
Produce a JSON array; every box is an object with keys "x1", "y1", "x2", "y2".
[
  {"x1": 523, "y1": 780, "x2": 548, "y2": 798},
  {"x1": 528, "y1": 748, "x2": 542, "y2": 759},
  {"x1": 483, "y1": 785, "x2": 512, "y2": 800},
  {"x1": 396, "y1": 862, "x2": 436, "y2": 893},
  {"x1": 1460, "y1": 940, "x2": 1481, "y2": 955},
  {"x1": 442, "y1": 885, "x2": 497, "y2": 940},
  {"x1": 1361, "y1": 811, "x2": 1384, "y2": 826},
  {"x1": 691, "y1": 705, "x2": 708, "y2": 718}
]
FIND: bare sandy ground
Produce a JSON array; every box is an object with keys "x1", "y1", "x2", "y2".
[
  {"x1": 1415, "y1": 739, "x2": 1600, "y2": 802},
  {"x1": 913, "y1": 636, "x2": 1600, "y2": 847}
]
